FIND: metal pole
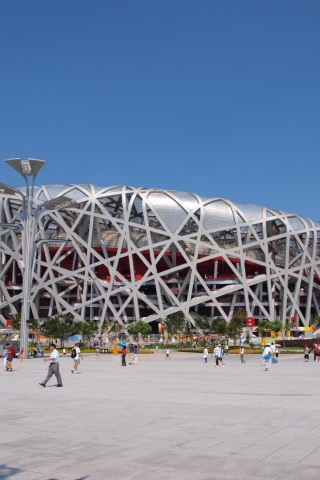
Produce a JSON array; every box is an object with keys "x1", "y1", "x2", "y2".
[
  {"x1": 20, "y1": 187, "x2": 31, "y2": 358},
  {"x1": 2, "y1": 158, "x2": 78, "y2": 358}
]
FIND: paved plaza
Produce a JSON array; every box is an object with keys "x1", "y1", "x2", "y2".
[{"x1": 1, "y1": 351, "x2": 320, "y2": 480}]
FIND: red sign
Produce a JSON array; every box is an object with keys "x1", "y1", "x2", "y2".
[
  {"x1": 246, "y1": 317, "x2": 255, "y2": 327},
  {"x1": 6, "y1": 319, "x2": 12, "y2": 328},
  {"x1": 291, "y1": 316, "x2": 297, "y2": 323}
]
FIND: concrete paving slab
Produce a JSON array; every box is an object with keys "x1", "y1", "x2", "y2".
[{"x1": 1, "y1": 352, "x2": 320, "y2": 479}]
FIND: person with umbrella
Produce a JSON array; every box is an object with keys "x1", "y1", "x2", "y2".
[{"x1": 121, "y1": 345, "x2": 127, "y2": 366}]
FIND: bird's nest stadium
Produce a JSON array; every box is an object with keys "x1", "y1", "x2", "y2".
[{"x1": 1, "y1": 184, "x2": 320, "y2": 332}]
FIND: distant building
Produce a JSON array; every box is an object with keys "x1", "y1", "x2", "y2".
[{"x1": 0, "y1": 184, "x2": 319, "y2": 331}]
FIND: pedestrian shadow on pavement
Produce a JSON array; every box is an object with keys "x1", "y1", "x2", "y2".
[
  {"x1": 0, "y1": 465, "x2": 23, "y2": 479},
  {"x1": 0, "y1": 465, "x2": 90, "y2": 480}
]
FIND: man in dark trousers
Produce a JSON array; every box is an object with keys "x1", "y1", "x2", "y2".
[
  {"x1": 39, "y1": 343, "x2": 63, "y2": 387},
  {"x1": 121, "y1": 346, "x2": 127, "y2": 366}
]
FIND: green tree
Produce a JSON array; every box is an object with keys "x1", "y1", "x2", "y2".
[
  {"x1": 232, "y1": 307, "x2": 247, "y2": 324},
  {"x1": 76, "y1": 321, "x2": 98, "y2": 347},
  {"x1": 40, "y1": 314, "x2": 77, "y2": 347},
  {"x1": 11, "y1": 313, "x2": 21, "y2": 331},
  {"x1": 280, "y1": 320, "x2": 292, "y2": 347},
  {"x1": 271, "y1": 319, "x2": 283, "y2": 335},
  {"x1": 164, "y1": 311, "x2": 187, "y2": 341},
  {"x1": 228, "y1": 308, "x2": 247, "y2": 345},
  {"x1": 194, "y1": 315, "x2": 213, "y2": 347},
  {"x1": 212, "y1": 317, "x2": 228, "y2": 336},
  {"x1": 127, "y1": 319, "x2": 152, "y2": 340},
  {"x1": 257, "y1": 319, "x2": 272, "y2": 337},
  {"x1": 194, "y1": 316, "x2": 229, "y2": 346},
  {"x1": 11, "y1": 313, "x2": 39, "y2": 331},
  {"x1": 194, "y1": 315, "x2": 211, "y2": 332}
]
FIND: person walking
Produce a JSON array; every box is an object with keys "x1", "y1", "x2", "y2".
[
  {"x1": 71, "y1": 342, "x2": 83, "y2": 374},
  {"x1": 39, "y1": 343, "x2": 63, "y2": 387},
  {"x1": 19, "y1": 348, "x2": 24, "y2": 361},
  {"x1": 217, "y1": 345, "x2": 225, "y2": 366},
  {"x1": 240, "y1": 346, "x2": 245, "y2": 364},
  {"x1": 203, "y1": 346, "x2": 208, "y2": 363},
  {"x1": 165, "y1": 348, "x2": 171, "y2": 359},
  {"x1": 133, "y1": 345, "x2": 138, "y2": 365},
  {"x1": 312, "y1": 343, "x2": 318, "y2": 362},
  {"x1": 62, "y1": 347, "x2": 66, "y2": 357},
  {"x1": 214, "y1": 344, "x2": 220, "y2": 367},
  {"x1": 121, "y1": 346, "x2": 127, "y2": 366},
  {"x1": 262, "y1": 343, "x2": 273, "y2": 371},
  {"x1": 304, "y1": 345, "x2": 310, "y2": 362},
  {"x1": 3, "y1": 345, "x2": 8, "y2": 371},
  {"x1": 128, "y1": 344, "x2": 135, "y2": 364},
  {"x1": 5, "y1": 343, "x2": 15, "y2": 371}
]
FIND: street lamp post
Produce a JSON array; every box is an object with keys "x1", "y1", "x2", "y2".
[
  {"x1": 87, "y1": 277, "x2": 96, "y2": 321},
  {"x1": 0, "y1": 158, "x2": 77, "y2": 358}
]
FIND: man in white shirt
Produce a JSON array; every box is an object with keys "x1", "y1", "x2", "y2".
[
  {"x1": 39, "y1": 343, "x2": 63, "y2": 387},
  {"x1": 71, "y1": 342, "x2": 83, "y2": 374},
  {"x1": 214, "y1": 345, "x2": 220, "y2": 367},
  {"x1": 263, "y1": 343, "x2": 273, "y2": 371},
  {"x1": 203, "y1": 347, "x2": 208, "y2": 363}
]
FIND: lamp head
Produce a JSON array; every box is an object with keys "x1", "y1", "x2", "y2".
[{"x1": 5, "y1": 158, "x2": 46, "y2": 177}]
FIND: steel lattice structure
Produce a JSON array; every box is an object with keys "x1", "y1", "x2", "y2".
[{"x1": 1, "y1": 184, "x2": 320, "y2": 330}]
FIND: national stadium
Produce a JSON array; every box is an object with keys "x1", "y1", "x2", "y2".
[{"x1": 1, "y1": 184, "x2": 320, "y2": 332}]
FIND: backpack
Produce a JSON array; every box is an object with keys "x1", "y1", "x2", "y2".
[{"x1": 71, "y1": 347, "x2": 77, "y2": 359}]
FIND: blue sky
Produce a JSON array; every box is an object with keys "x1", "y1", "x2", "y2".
[{"x1": 0, "y1": 1, "x2": 319, "y2": 220}]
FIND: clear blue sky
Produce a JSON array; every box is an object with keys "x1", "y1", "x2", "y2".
[{"x1": 0, "y1": 1, "x2": 319, "y2": 220}]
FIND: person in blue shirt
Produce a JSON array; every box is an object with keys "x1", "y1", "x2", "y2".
[{"x1": 3, "y1": 346, "x2": 8, "y2": 371}]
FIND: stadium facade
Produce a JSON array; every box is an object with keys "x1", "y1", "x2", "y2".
[{"x1": 0, "y1": 184, "x2": 320, "y2": 331}]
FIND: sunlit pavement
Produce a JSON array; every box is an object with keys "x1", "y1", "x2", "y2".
[{"x1": 1, "y1": 351, "x2": 320, "y2": 480}]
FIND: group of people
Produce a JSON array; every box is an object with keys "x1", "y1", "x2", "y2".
[
  {"x1": 3, "y1": 344, "x2": 25, "y2": 368},
  {"x1": 203, "y1": 344, "x2": 226, "y2": 367},
  {"x1": 39, "y1": 341, "x2": 84, "y2": 387},
  {"x1": 121, "y1": 344, "x2": 138, "y2": 366},
  {"x1": 202, "y1": 342, "x2": 281, "y2": 371},
  {"x1": 3, "y1": 343, "x2": 15, "y2": 371},
  {"x1": 33, "y1": 346, "x2": 44, "y2": 357},
  {"x1": 5, "y1": 337, "x2": 320, "y2": 388},
  {"x1": 304, "y1": 343, "x2": 320, "y2": 362},
  {"x1": 3, "y1": 340, "x2": 139, "y2": 386},
  {"x1": 262, "y1": 342, "x2": 282, "y2": 370},
  {"x1": 262, "y1": 342, "x2": 276, "y2": 371}
]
